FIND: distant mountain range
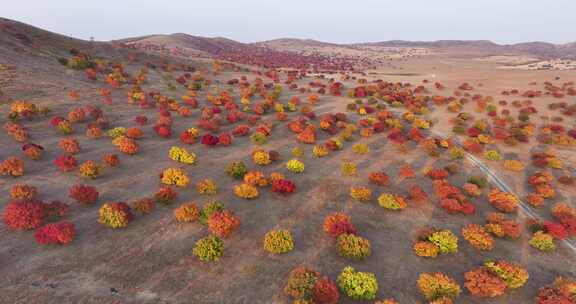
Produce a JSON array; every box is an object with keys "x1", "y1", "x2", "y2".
[
  {"x1": 123, "y1": 33, "x2": 576, "y2": 60},
  {"x1": 2, "y1": 17, "x2": 576, "y2": 67}
]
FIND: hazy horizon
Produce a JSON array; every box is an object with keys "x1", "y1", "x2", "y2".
[{"x1": 3, "y1": 0, "x2": 575, "y2": 44}]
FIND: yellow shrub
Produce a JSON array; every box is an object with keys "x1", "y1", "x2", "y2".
[
  {"x1": 161, "y1": 168, "x2": 190, "y2": 187},
  {"x1": 286, "y1": 159, "x2": 305, "y2": 173},
  {"x1": 169, "y1": 146, "x2": 196, "y2": 165},
  {"x1": 350, "y1": 186, "x2": 372, "y2": 202},
  {"x1": 234, "y1": 183, "x2": 259, "y2": 199}
]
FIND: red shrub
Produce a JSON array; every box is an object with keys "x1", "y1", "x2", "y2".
[
  {"x1": 54, "y1": 154, "x2": 78, "y2": 172},
  {"x1": 232, "y1": 125, "x2": 251, "y2": 137},
  {"x1": 312, "y1": 276, "x2": 340, "y2": 304},
  {"x1": 544, "y1": 221, "x2": 568, "y2": 240},
  {"x1": 134, "y1": 115, "x2": 148, "y2": 125},
  {"x1": 218, "y1": 133, "x2": 232, "y2": 146},
  {"x1": 427, "y1": 168, "x2": 449, "y2": 180},
  {"x1": 271, "y1": 179, "x2": 296, "y2": 195},
  {"x1": 179, "y1": 129, "x2": 196, "y2": 144},
  {"x1": 408, "y1": 185, "x2": 428, "y2": 202},
  {"x1": 3, "y1": 200, "x2": 44, "y2": 230},
  {"x1": 441, "y1": 199, "x2": 463, "y2": 213},
  {"x1": 69, "y1": 184, "x2": 99, "y2": 205},
  {"x1": 153, "y1": 124, "x2": 172, "y2": 138},
  {"x1": 323, "y1": 212, "x2": 357, "y2": 237},
  {"x1": 34, "y1": 221, "x2": 75, "y2": 245},
  {"x1": 536, "y1": 286, "x2": 573, "y2": 304},
  {"x1": 201, "y1": 134, "x2": 219, "y2": 146}
]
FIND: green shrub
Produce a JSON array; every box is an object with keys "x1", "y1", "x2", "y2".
[
  {"x1": 337, "y1": 266, "x2": 378, "y2": 300},
  {"x1": 428, "y1": 230, "x2": 458, "y2": 254},
  {"x1": 336, "y1": 234, "x2": 371, "y2": 260},
  {"x1": 199, "y1": 201, "x2": 224, "y2": 224},
  {"x1": 192, "y1": 235, "x2": 223, "y2": 262},
  {"x1": 225, "y1": 161, "x2": 248, "y2": 179},
  {"x1": 468, "y1": 176, "x2": 488, "y2": 188}
]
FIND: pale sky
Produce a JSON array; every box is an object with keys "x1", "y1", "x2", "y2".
[{"x1": 3, "y1": 0, "x2": 575, "y2": 44}]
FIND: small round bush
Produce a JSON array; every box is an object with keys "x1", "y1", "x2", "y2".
[
  {"x1": 336, "y1": 234, "x2": 371, "y2": 260},
  {"x1": 464, "y1": 267, "x2": 507, "y2": 298},
  {"x1": 337, "y1": 266, "x2": 378, "y2": 300},
  {"x1": 199, "y1": 201, "x2": 224, "y2": 224},
  {"x1": 312, "y1": 276, "x2": 340, "y2": 304},
  {"x1": 263, "y1": 229, "x2": 294, "y2": 254},
  {"x1": 132, "y1": 198, "x2": 155, "y2": 215},
  {"x1": 69, "y1": 184, "x2": 99, "y2": 205},
  {"x1": 350, "y1": 186, "x2": 372, "y2": 202},
  {"x1": 193, "y1": 235, "x2": 223, "y2": 262},
  {"x1": 98, "y1": 202, "x2": 133, "y2": 228},
  {"x1": 417, "y1": 272, "x2": 461, "y2": 301},
  {"x1": 174, "y1": 202, "x2": 200, "y2": 223},
  {"x1": 226, "y1": 161, "x2": 248, "y2": 179},
  {"x1": 234, "y1": 183, "x2": 259, "y2": 199},
  {"x1": 34, "y1": 221, "x2": 75, "y2": 245},
  {"x1": 10, "y1": 183, "x2": 37, "y2": 200},
  {"x1": 484, "y1": 261, "x2": 529, "y2": 289},
  {"x1": 378, "y1": 193, "x2": 407, "y2": 210},
  {"x1": 428, "y1": 230, "x2": 459, "y2": 254},
  {"x1": 284, "y1": 265, "x2": 320, "y2": 300},
  {"x1": 323, "y1": 212, "x2": 357, "y2": 237},
  {"x1": 3, "y1": 200, "x2": 44, "y2": 230},
  {"x1": 286, "y1": 159, "x2": 305, "y2": 173},
  {"x1": 207, "y1": 210, "x2": 241, "y2": 238},
  {"x1": 413, "y1": 241, "x2": 440, "y2": 258},
  {"x1": 196, "y1": 178, "x2": 218, "y2": 195},
  {"x1": 154, "y1": 186, "x2": 178, "y2": 204},
  {"x1": 529, "y1": 231, "x2": 556, "y2": 251},
  {"x1": 462, "y1": 224, "x2": 494, "y2": 251}
]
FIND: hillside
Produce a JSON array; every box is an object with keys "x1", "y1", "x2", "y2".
[{"x1": 120, "y1": 33, "x2": 370, "y2": 70}]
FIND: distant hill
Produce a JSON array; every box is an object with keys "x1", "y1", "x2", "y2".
[
  {"x1": 255, "y1": 38, "x2": 340, "y2": 49},
  {"x1": 119, "y1": 33, "x2": 367, "y2": 70},
  {"x1": 2, "y1": 16, "x2": 575, "y2": 69},
  {"x1": 356, "y1": 40, "x2": 576, "y2": 59}
]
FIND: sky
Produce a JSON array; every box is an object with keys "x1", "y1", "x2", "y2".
[{"x1": 3, "y1": 0, "x2": 575, "y2": 44}]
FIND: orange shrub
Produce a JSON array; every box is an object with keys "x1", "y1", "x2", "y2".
[
  {"x1": 0, "y1": 157, "x2": 25, "y2": 177},
  {"x1": 58, "y1": 138, "x2": 81, "y2": 154},
  {"x1": 155, "y1": 186, "x2": 178, "y2": 204},
  {"x1": 488, "y1": 189, "x2": 519, "y2": 213},
  {"x1": 174, "y1": 202, "x2": 200, "y2": 222},
  {"x1": 208, "y1": 210, "x2": 240, "y2": 238},
  {"x1": 103, "y1": 153, "x2": 120, "y2": 167},
  {"x1": 125, "y1": 127, "x2": 144, "y2": 139},
  {"x1": 323, "y1": 212, "x2": 357, "y2": 237},
  {"x1": 10, "y1": 183, "x2": 37, "y2": 200},
  {"x1": 369, "y1": 171, "x2": 389, "y2": 186},
  {"x1": 196, "y1": 178, "x2": 218, "y2": 195},
  {"x1": 22, "y1": 143, "x2": 43, "y2": 160},
  {"x1": 462, "y1": 224, "x2": 494, "y2": 251},
  {"x1": 464, "y1": 267, "x2": 507, "y2": 298},
  {"x1": 132, "y1": 198, "x2": 155, "y2": 215},
  {"x1": 117, "y1": 137, "x2": 140, "y2": 155},
  {"x1": 78, "y1": 160, "x2": 100, "y2": 179}
]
